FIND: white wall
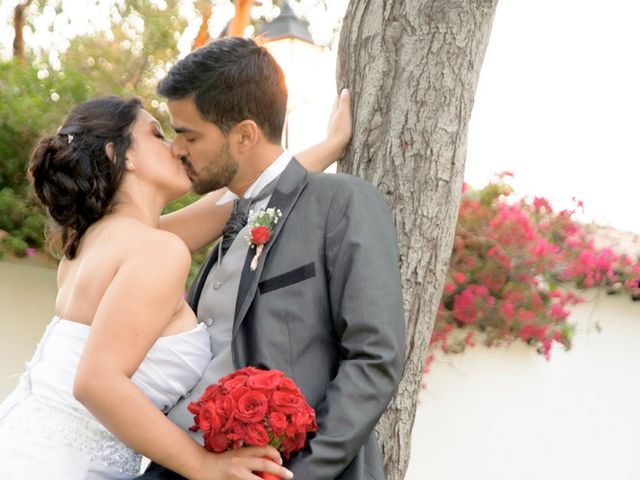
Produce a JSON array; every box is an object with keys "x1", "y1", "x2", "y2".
[
  {"x1": 465, "y1": 0, "x2": 640, "y2": 234},
  {"x1": 3, "y1": 263, "x2": 640, "y2": 480},
  {"x1": 406, "y1": 290, "x2": 640, "y2": 480},
  {"x1": 0, "y1": 261, "x2": 57, "y2": 398}
]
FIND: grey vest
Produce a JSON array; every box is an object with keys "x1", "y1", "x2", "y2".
[{"x1": 167, "y1": 197, "x2": 270, "y2": 439}]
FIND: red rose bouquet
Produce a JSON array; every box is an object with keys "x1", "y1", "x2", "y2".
[{"x1": 188, "y1": 366, "x2": 318, "y2": 479}]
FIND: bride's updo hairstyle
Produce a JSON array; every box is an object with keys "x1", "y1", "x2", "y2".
[{"x1": 29, "y1": 96, "x2": 142, "y2": 259}]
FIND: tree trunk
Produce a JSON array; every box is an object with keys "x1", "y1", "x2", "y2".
[
  {"x1": 193, "y1": 3, "x2": 212, "y2": 49},
  {"x1": 336, "y1": 1, "x2": 498, "y2": 478},
  {"x1": 228, "y1": 0, "x2": 256, "y2": 37},
  {"x1": 12, "y1": 0, "x2": 33, "y2": 62}
]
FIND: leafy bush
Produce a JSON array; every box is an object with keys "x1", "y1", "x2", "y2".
[
  {"x1": 163, "y1": 194, "x2": 209, "y2": 287},
  {"x1": 0, "y1": 60, "x2": 97, "y2": 257},
  {"x1": 0, "y1": 187, "x2": 46, "y2": 255},
  {"x1": 0, "y1": 0, "x2": 185, "y2": 258},
  {"x1": 430, "y1": 174, "x2": 640, "y2": 366}
]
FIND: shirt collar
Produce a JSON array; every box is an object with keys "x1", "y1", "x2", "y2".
[{"x1": 217, "y1": 150, "x2": 292, "y2": 204}]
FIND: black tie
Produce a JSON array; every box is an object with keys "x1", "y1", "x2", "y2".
[{"x1": 219, "y1": 177, "x2": 279, "y2": 258}]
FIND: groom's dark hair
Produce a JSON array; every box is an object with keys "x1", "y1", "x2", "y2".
[{"x1": 157, "y1": 37, "x2": 287, "y2": 144}]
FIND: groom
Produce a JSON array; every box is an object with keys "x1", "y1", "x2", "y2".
[{"x1": 144, "y1": 37, "x2": 404, "y2": 479}]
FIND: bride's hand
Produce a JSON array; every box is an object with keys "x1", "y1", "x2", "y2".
[
  {"x1": 326, "y1": 88, "x2": 352, "y2": 160},
  {"x1": 198, "y1": 446, "x2": 293, "y2": 480}
]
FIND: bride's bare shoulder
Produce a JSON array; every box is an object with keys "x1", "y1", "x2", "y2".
[
  {"x1": 92, "y1": 217, "x2": 191, "y2": 273},
  {"x1": 126, "y1": 222, "x2": 190, "y2": 264}
]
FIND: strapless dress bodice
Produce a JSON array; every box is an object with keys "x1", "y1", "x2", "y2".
[{"x1": 0, "y1": 316, "x2": 212, "y2": 479}]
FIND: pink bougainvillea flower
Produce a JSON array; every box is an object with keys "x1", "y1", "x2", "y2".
[
  {"x1": 427, "y1": 174, "x2": 638, "y2": 376},
  {"x1": 533, "y1": 197, "x2": 553, "y2": 213},
  {"x1": 453, "y1": 272, "x2": 467, "y2": 284}
]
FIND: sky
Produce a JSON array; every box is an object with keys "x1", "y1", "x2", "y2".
[
  {"x1": 465, "y1": 0, "x2": 640, "y2": 233},
  {"x1": 1, "y1": 0, "x2": 639, "y2": 233}
]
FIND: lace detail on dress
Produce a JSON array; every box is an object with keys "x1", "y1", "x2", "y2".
[
  {"x1": 0, "y1": 316, "x2": 211, "y2": 479},
  {"x1": 0, "y1": 391, "x2": 142, "y2": 477}
]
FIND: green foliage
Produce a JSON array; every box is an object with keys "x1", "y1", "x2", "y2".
[
  {"x1": 187, "y1": 249, "x2": 209, "y2": 289},
  {"x1": 163, "y1": 193, "x2": 209, "y2": 288},
  {"x1": 0, "y1": 61, "x2": 83, "y2": 191},
  {"x1": 1, "y1": 1, "x2": 223, "y2": 286},
  {"x1": 0, "y1": 0, "x2": 188, "y2": 259},
  {"x1": 0, "y1": 187, "x2": 45, "y2": 252},
  {"x1": 0, "y1": 59, "x2": 96, "y2": 257},
  {"x1": 163, "y1": 193, "x2": 202, "y2": 215},
  {"x1": 430, "y1": 177, "x2": 640, "y2": 368},
  {"x1": 0, "y1": 188, "x2": 22, "y2": 232},
  {"x1": 5, "y1": 236, "x2": 29, "y2": 256}
]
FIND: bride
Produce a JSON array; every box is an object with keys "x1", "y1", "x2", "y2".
[{"x1": 0, "y1": 93, "x2": 350, "y2": 479}]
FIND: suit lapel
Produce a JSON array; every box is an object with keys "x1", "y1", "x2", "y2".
[
  {"x1": 187, "y1": 241, "x2": 220, "y2": 313},
  {"x1": 233, "y1": 159, "x2": 309, "y2": 336}
]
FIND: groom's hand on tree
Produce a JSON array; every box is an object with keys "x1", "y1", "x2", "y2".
[{"x1": 326, "y1": 88, "x2": 352, "y2": 159}]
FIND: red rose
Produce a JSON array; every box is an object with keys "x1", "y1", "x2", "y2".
[
  {"x1": 187, "y1": 401, "x2": 200, "y2": 417},
  {"x1": 213, "y1": 395, "x2": 236, "y2": 420},
  {"x1": 278, "y1": 378, "x2": 302, "y2": 395},
  {"x1": 245, "y1": 422, "x2": 270, "y2": 447},
  {"x1": 247, "y1": 370, "x2": 284, "y2": 390},
  {"x1": 222, "y1": 374, "x2": 248, "y2": 392},
  {"x1": 235, "y1": 391, "x2": 269, "y2": 423},
  {"x1": 280, "y1": 432, "x2": 306, "y2": 457},
  {"x1": 244, "y1": 366, "x2": 267, "y2": 376},
  {"x1": 308, "y1": 408, "x2": 318, "y2": 431},
  {"x1": 250, "y1": 226, "x2": 271, "y2": 245},
  {"x1": 198, "y1": 384, "x2": 222, "y2": 403},
  {"x1": 281, "y1": 435, "x2": 296, "y2": 455},
  {"x1": 205, "y1": 431, "x2": 230, "y2": 453},
  {"x1": 285, "y1": 421, "x2": 297, "y2": 438},
  {"x1": 295, "y1": 432, "x2": 307, "y2": 451},
  {"x1": 293, "y1": 408, "x2": 316, "y2": 432},
  {"x1": 226, "y1": 422, "x2": 247, "y2": 449},
  {"x1": 187, "y1": 402, "x2": 202, "y2": 432},
  {"x1": 208, "y1": 403, "x2": 225, "y2": 432},
  {"x1": 268, "y1": 411, "x2": 288, "y2": 437},
  {"x1": 270, "y1": 391, "x2": 303, "y2": 415},
  {"x1": 228, "y1": 386, "x2": 249, "y2": 402},
  {"x1": 218, "y1": 368, "x2": 248, "y2": 384},
  {"x1": 189, "y1": 402, "x2": 223, "y2": 434},
  {"x1": 191, "y1": 368, "x2": 317, "y2": 458}
]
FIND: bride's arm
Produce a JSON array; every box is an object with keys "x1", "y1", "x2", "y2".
[
  {"x1": 159, "y1": 190, "x2": 233, "y2": 253},
  {"x1": 73, "y1": 232, "x2": 292, "y2": 480},
  {"x1": 159, "y1": 89, "x2": 352, "y2": 253}
]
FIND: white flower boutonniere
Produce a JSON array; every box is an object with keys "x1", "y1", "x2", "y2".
[{"x1": 245, "y1": 207, "x2": 282, "y2": 271}]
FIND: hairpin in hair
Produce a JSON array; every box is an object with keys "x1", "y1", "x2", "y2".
[{"x1": 57, "y1": 126, "x2": 81, "y2": 145}]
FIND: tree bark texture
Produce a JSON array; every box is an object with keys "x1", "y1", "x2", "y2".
[
  {"x1": 12, "y1": 0, "x2": 33, "y2": 62},
  {"x1": 193, "y1": 3, "x2": 212, "y2": 49},
  {"x1": 228, "y1": 0, "x2": 257, "y2": 37},
  {"x1": 337, "y1": 1, "x2": 498, "y2": 478}
]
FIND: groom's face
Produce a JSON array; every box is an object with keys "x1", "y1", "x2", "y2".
[{"x1": 167, "y1": 98, "x2": 238, "y2": 194}]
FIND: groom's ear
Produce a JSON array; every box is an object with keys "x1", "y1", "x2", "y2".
[{"x1": 231, "y1": 120, "x2": 259, "y2": 152}]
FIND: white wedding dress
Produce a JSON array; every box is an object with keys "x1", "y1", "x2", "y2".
[{"x1": 0, "y1": 315, "x2": 212, "y2": 480}]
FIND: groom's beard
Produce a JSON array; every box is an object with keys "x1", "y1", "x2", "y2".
[{"x1": 186, "y1": 142, "x2": 238, "y2": 194}]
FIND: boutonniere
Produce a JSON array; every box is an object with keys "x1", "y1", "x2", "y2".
[{"x1": 245, "y1": 207, "x2": 282, "y2": 271}]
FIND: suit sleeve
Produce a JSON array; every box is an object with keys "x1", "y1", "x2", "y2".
[{"x1": 287, "y1": 176, "x2": 405, "y2": 478}]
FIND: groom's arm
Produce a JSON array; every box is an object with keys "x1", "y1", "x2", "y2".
[{"x1": 287, "y1": 176, "x2": 405, "y2": 478}]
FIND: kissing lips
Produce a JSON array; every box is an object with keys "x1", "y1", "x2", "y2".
[{"x1": 180, "y1": 156, "x2": 196, "y2": 180}]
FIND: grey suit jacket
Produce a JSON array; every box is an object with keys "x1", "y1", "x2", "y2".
[{"x1": 188, "y1": 159, "x2": 405, "y2": 480}]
